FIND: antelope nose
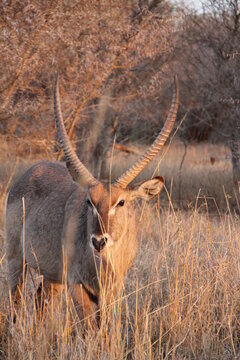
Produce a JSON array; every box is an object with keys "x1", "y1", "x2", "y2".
[{"x1": 92, "y1": 236, "x2": 108, "y2": 252}]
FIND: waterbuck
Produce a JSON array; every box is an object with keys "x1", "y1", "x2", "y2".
[{"x1": 5, "y1": 76, "x2": 179, "y2": 328}]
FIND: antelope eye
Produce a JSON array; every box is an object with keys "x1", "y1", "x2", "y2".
[
  {"x1": 87, "y1": 199, "x2": 92, "y2": 207},
  {"x1": 117, "y1": 200, "x2": 125, "y2": 207}
]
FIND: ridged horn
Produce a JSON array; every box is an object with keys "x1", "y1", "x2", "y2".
[
  {"x1": 54, "y1": 75, "x2": 99, "y2": 186},
  {"x1": 116, "y1": 76, "x2": 179, "y2": 188}
]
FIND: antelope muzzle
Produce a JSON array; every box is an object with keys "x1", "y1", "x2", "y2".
[{"x1": 91, "y1": 235, "x2": 108, "y2": 252}]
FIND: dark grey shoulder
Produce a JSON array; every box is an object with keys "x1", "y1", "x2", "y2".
[{"x1": 8, "y1": 161, "x2": 75, "y2": 205}]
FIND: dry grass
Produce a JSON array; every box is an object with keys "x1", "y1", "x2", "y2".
[
  {"x1": 110, "y1": 141, "x2": 235, "y2": 210},
  {"x1": 0, "y1": 142, "x2": 239, "y2": 359}
]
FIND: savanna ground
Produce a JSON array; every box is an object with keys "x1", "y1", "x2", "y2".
[{"x1": 0, "y1": 140, "x2": 239, "y2": 359}]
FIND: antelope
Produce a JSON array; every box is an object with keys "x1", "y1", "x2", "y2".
[{"x1": 5, "y1": 76, "x2": 179, "y2": 329}]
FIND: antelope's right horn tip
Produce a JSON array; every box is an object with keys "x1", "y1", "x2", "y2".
[{"x1": 55, "y1": 73, "x2": 59, "y2": 86}]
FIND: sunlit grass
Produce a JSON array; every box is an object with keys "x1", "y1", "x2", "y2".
[{"x1": 0, "y1": 142, "x2": 239, "y2": 359}]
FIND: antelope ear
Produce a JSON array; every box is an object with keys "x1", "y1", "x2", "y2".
[{"x1": 131, "y1": 176, "x2": 164, "y2": 200}]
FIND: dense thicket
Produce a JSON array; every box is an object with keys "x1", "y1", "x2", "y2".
[
  {"x1": 0, "y1": 1, "x2": 176, "y2": 157},
  {"x1": 175, "y1": 0, "x2": 240, "y2": 187}
]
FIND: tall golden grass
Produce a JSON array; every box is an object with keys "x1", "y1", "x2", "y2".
[{"x1": 0, "y1": 142, "x2": 239, "y2": 359}]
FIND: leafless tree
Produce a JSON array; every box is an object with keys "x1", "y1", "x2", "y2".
[
  {"x1": 0, "y1": 0, "x2": 178, "y2": 168},
  {"x1": 174, "y1": 0, "x2": 240, "y2": 193}
]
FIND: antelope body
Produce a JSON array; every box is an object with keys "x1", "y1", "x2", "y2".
[{"x1": 5, "y1": 77, "x2": 179, "y2": 327}]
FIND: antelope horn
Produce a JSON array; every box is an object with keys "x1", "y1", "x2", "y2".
[
  {"x1": 54, "y1": 75, "x2": 99, "y2": 186},
  {"x1": 116, "y1": 76, "x2": 179, "y2": 188}
]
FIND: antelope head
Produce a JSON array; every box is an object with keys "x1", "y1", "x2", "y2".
[{"x1": 54, "y1": 76, "x2": 179, "y2": 254}]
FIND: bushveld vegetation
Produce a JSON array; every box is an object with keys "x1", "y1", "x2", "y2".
[{"x1": 0, "y1": 0, "x2": 239, "y2": 359}]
